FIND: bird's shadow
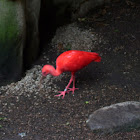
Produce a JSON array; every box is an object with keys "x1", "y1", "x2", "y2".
[
  {"x1": 77, "y1": 63, "x2": 104, "y2": 82},
  {"x1": 55, "y1": 62, "x2": 104, "y2": 91}
]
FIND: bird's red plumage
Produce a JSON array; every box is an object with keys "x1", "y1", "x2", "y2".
[
  {"x1": 41, "y1": 50, "x2": 101, "y2": 98},
  {"x1": 56, "y1": 50, "x2": 101, "y2": 73}
]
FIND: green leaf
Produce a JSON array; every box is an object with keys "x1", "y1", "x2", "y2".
[{"x1": 85, "y1": 101, "x2": 89, "y2": 104}]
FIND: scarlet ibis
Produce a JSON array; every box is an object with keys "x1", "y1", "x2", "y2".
[{"x1": 41, "y1": 50, "x2": 101, "y2": 98}]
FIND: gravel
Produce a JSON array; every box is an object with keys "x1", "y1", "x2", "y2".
[{"x1": 51, "y1": 23, "x2": 104, "y2": 51}]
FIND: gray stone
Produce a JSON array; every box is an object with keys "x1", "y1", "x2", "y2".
[{"x1": 86, "y1": 101, "x2": 140, "y2": 134}]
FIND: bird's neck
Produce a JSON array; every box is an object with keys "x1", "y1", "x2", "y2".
[{"x1": 50, "y1": 66, "x2": 62, "y2": 76}]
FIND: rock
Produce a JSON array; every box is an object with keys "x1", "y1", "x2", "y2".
[
  {"x1": 24, "y1": 0, "x2": 41, "y2": 68},
  {"x1": 0, "y1": 0, "x2": 41, "y2": 86},
  {"x1": 53, "y1": 0, "x2": 111, "y2": 22},
  {"x1": 0, "y1": 0, "x2": 25, "y2": 86},
  {"x1": 86, "y1": 101, "x2": 140, "y2": 134},
  {"x1": 71, "y1": 0, "x2": 111, "y2": 20}
]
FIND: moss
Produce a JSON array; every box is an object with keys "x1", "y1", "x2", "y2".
[
  {"x1": 0, "y1": 1, "x2": 18, "y2": 44},
  {"x1": 0, "y1": 1, "x2": 20, "y2": 65},
  {"x1": 0, "y1": 0, "x2": 23, "y2": 81}
]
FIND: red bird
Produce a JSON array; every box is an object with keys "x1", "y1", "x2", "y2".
[{"x1": 41, "y1": 50, "x2": 101, "y2": 98}]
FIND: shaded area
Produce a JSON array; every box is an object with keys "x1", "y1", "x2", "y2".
[{"x1": 38, "y1": 0, "x2": 72, "y2": 52}]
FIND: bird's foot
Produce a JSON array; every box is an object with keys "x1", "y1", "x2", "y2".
[
  {"x1": 55, "y1": 89, "x2": 69, "y2": 99},
  {"x1": 68, "y1": 87, "x2": 79, "y2": 94}
]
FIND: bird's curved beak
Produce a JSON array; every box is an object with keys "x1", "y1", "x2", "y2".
[{"x1": 39, "y1": 75, "x2": 45, "y2": 89}]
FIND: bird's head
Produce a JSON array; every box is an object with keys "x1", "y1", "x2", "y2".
[
  {"x1": 40, "y1": 65, "x2": 61, "y2": 88},
  {"x1": 42, "y1": 65, "x2": 52, "y2": 77},
  {"x1": 39, "y1": 65, "x2": 53, "y2": 87}
]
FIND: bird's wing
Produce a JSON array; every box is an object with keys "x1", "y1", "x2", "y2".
[{"x1": 56, "y1": 51, "x2": 94, "y2": 72}]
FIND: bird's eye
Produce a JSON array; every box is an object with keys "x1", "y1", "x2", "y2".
[
  {"x1": 43, "y1": 72, "x2": 47, "y2": 76},
  {"x1": 42, "y1": 69, "x2": 49, "y2": 76}
]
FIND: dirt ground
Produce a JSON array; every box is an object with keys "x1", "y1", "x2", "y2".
[{"x1": 0, "y1": 0, "x2": 140, "y2": 140}]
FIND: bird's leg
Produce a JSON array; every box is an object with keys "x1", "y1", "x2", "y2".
[
  {"x1": 68, "y1": 73, "x2": 79, "y2": 94},
  {"x1": 55, "y1": 73, "x2": 74, "y2": 99}
]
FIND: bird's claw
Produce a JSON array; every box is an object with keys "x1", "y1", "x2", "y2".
[
  {"x1": 68, "y1": 88, "x2": 79, "y2": 94},
  {"x1": 55, "y1": 87, "x2": 79, "y2": 98},
  {"x1": 55, "y1": 91, "x2": 68, "y2": 99}
]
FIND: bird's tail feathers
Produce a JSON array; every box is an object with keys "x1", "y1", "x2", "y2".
[{"x1": 92, "y1": 53, "x2": 101, "y2": 62}]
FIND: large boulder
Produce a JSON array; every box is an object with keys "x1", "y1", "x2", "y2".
[
  {"x1": 87, "y1": 101, "x2": 140, "y2": 134},
  {"x1": 0, "y1": 0, "x2": 41, "y2": 86},
  {"x1": 0, "y1": 0, "x2": 25, "y2": 86}
]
